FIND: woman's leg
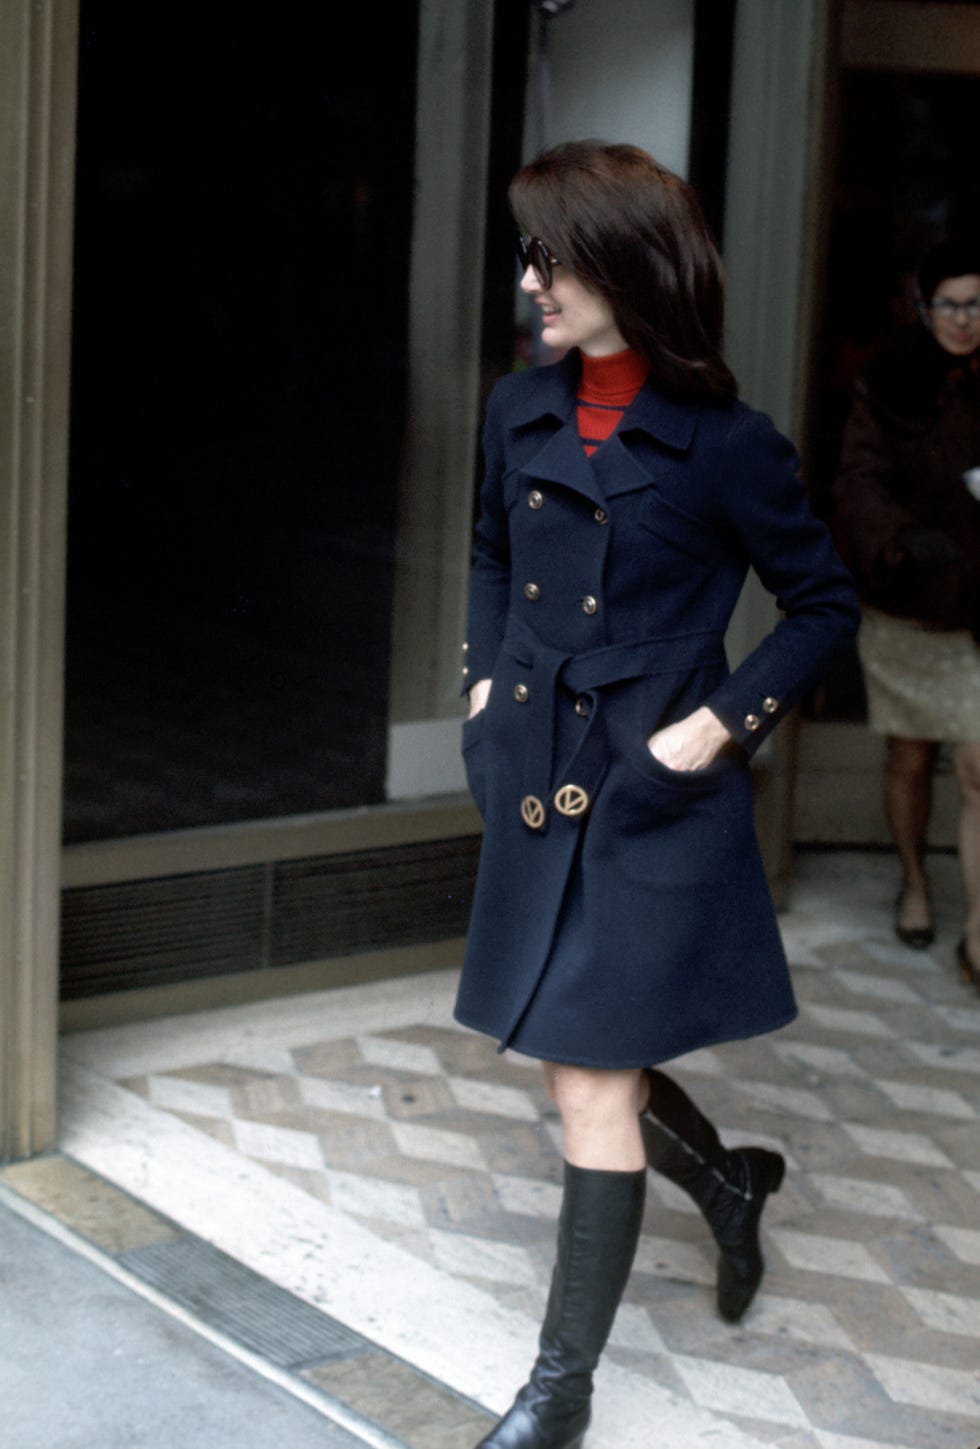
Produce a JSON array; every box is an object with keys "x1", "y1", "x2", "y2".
[
  {"x1": 639, "y1": 1068, "x2": 784, "y2": 1321},
  {"x1": 543, "y1": 1063, "x2": 647, "y2": 1170},
  {"x1": 885, "y1": 736, "x2": 938, "y2": 942},
  {"x1": 475, "y1": 1067, "x2": 645, "y2": 1449},
  {"x1": 953, "y1": 742, "x2": 980, "y2": 979}
]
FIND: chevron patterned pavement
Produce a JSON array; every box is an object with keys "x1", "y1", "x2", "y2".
[{"x1": 58, "y1": 850, "x2": 979, "y2": 1448}]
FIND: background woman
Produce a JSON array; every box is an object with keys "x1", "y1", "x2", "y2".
[
  {"x1": 458, "y1": 141, "x2": 858, "y2": 1449},
  {"x1": 832, "y1": 239, "x2": 980, "y2": 989}
]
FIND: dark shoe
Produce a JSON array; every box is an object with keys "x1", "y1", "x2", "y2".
[
  {"x1": 957, "y1": 936, "x2": 980, "y2": 993},
  {"x1": 474, "y1": 1162, "x2": 645, "y2": 1449},
  {"x1": 894, "y1": 885, "x2": 934, "y2": 949},
  {"x1": 640, "y1": 1068, "x2": 784, "y2": 1322},
  {"x1": 710, "y1": 1147, "x2": 785, "y2": 1322}
]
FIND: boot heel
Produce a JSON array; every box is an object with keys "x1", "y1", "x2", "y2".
[{"x1": 743, "y1": 1147, "x2": 785, "y2": 1196}]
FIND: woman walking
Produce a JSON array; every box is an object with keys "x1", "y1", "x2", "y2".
[
  {"x1": 832, "y1": 239, "x2": 980, "y2": 986},
  {"x1": 457, "y1": 141, "x2": 859, "y2": 1448}
]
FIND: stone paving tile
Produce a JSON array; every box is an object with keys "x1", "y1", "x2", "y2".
[
  {"x1": 58, "y1": 850, "x2": 980, "y2": 1447},
  {"x1": 0, "y1": 1156, "x2": 180, "y2": 1255},
  {"x1": 169, "y1": 1110, "x2": 238, "y2": 1149},
  {"x1": 304, "y1": 1352, "x2": 493, "y2": 1448}
]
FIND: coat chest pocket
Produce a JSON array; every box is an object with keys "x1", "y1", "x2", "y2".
[{"x1": 637, "y1": 490, "x2": 719, "y2": 562}]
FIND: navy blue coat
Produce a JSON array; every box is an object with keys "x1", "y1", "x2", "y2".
[{"x1": 455, "y1": 353, "x2": 859, "y2": 1068}]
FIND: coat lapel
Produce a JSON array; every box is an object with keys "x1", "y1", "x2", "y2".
[
  {"x1": 599, "y1": 382, "x2": 702, "y2": 499},
  {"x1": 521, "y1": 422, "x2": 607, "y2": 508},
  {"x1": 590, "y1": 433, "x2": 655, "y2": 499},
  {"x1": 507, "y1": 353, "x2": 606, "y2": 509},
  {"x1": 621, "y1": 380, "x2": 701, "y2": 452},
  {"x1": 506, "y1": 354, "x2": 704, "y2": 507}
]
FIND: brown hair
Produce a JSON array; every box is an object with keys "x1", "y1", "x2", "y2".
[{"x1": 509, "y1": 140, "x2": 737, "y2": 404}]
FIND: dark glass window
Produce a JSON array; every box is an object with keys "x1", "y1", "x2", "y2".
[{"x1": 65, "y1": 4, "x2": 419, "y2": 841}]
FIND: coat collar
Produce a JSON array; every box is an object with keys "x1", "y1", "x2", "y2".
[
  {"x1": 507, "y1": 350, "x2": 702, "y2": 450},
  {"x1": 507, "y1": 351, "x2": 701, "y2": 503}
]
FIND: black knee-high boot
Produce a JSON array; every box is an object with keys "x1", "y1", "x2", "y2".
[
  {"x1": 474, "y1": 1162, "x2": 646, "y2": 1449},
  {"x1": 640, "y1": 1068, "x2": 784, "y2": 1322}
]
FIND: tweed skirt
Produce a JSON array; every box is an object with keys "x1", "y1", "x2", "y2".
[{"x1": 857, "y1": 607, "x2": 980, "y2": 742}]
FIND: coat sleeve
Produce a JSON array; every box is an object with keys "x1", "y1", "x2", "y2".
[
  {"x1": 703, "y1": 410, "x2": 861, "y2": 757},
  {"x1": 462, "y1": 381, "x2": 512, "y2": 693},
  {"x1": 830, "y1": 387, "x2": 969, "y2": 624},
  {"x1": 830, "y1": 388, "x2": 919, "y2": 593}
]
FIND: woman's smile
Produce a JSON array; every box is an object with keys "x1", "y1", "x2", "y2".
[{"x1": 521, "y1": 266, "x2": 626, "y2": 357}]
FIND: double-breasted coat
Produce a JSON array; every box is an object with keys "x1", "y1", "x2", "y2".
[{"x1": 455, "y1": 353, "x2": 859, "y2": 1068}]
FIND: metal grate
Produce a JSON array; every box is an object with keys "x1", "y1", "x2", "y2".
[
  {"x1": 60, "y1": 835, "x2": 481, "y2": 998},
  {"x1": 60, "y1": 866, "x2": 267, "y2": 997},
  {"x1": 118, "y1": 1238, "x2": 369, "y2": 1369},
  {"x1": 270, "y1": 837, "x2": 481, "y2": 965}
]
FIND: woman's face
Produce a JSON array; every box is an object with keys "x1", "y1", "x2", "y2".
[
  {"x1": 926, "y1": 272, "x2": 980, "y2": 356},
  {"x1": 520, "y1": 258, "x2": 627, "y2": 357}
]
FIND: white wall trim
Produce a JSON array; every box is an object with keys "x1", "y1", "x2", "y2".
[{"x1": 387, "y1": 0, "x2": 495, "y2": 727}]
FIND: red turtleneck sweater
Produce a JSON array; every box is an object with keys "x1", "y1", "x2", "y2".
[{"x1": 576, "y1": 348, "x2": 648, "y2": 455}]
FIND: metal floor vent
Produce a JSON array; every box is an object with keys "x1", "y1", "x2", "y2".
[
  {"x1": 117, "y1": 1238, "x2": 369, "y2": 1370},
  {"x1": 60, "y1": 834, "x2": 482, "y2": 998}
]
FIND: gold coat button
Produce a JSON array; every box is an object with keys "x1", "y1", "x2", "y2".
[
  {"x1": 594, "y1": 507, "x2": 608, "y2": 525},
  {"x1": 521, "y1": 795, "x2": 546, "y2": 830},
  {"x1": 574, "y1": 697, "x2": 589, "y2": 717},
  {"x1": 524, "y1": 582, "x2": 541, "y2": 601},
  {"x1": 528, "y1": 490, "x2": 544, "y2": 510},
  {"x1": 514, "y1": 683, "x2": 529, "y2": 703},
  {"x1": 762, "y1": 696, "x2": 779, "y2": 714},
  {"x1": 555, "y1": 783, "x2": 591, "y2": 817},
  {"x1": 462, "y1": 641, "x2": 469, "y2": 652},
  {"x1": 582, "y1": 595, "x2": 598, "y2": 616},
  {"x1": 462, "y1": 665, "x2": 470, "y2": 678},
  {"x1": 744, "y1": 713, "x2": 761, "y2": 732}
]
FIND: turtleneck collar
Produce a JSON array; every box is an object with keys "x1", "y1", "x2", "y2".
[{"x1": 578, "y1": 348, "x2": 649, "y2": 404}]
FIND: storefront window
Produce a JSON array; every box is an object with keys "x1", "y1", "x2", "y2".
[{"x1": 65, "y1": 4, "x2": 419, "y2": 841}]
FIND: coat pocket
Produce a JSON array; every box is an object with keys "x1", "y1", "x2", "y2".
[
  {"x1": 592, "y1": 751, "x2": 755, "y2": 888},
  {"x1": 625, "y1": 737, "x2": 744, "y2": 795},
  {"x1": 637, "y1": 490, "x2": 719, "y2": 562},
  {"x1": 461, "y1": 710, "x2": 488, "y2": 817}
]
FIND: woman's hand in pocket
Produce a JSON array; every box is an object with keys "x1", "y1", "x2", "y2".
[
  {"x1": 647, "y1": 706, "x2": 733, "y2": 771},
  {"x1": 467, "y1": 678, "x2": 492, "y2": 719}
]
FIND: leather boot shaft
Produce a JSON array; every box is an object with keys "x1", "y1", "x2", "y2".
[
  {"x1": 474, "y1": 1162, "x2": 645, "y2": 1449},
  {"x1": 640, "y1": 1067, "x2": 784, "y2": 1321}
]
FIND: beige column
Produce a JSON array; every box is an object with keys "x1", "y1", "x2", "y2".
[
  {"x1": 386, "y1": 0, "x2": 495, "y2": 799},
  {"x1": 722, "y1": 0, "x2": 833, "y2": 897},
  {"x1": 0, "y1": 0, "x2": 78, "y2": 1161}
]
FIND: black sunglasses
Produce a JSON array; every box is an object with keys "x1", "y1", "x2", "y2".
[{"x1": 516, "y1": 234, "x2": 560, "y2": 290}]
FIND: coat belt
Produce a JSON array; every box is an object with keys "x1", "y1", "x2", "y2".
[{"x1": 501, "y1": 617, "x2": 727, "y2": 831}]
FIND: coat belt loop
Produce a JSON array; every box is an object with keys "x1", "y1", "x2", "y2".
[{"x1": 520, "y1": 643, "x2": 568, "y2": 832}]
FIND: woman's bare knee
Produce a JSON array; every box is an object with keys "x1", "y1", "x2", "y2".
[
  {"x1": 550, "y1": 1065, "x2": 642, "y2": 1128},
  {"x1": 954, "y1": 743, "x2": 980, "y2": 800}
]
